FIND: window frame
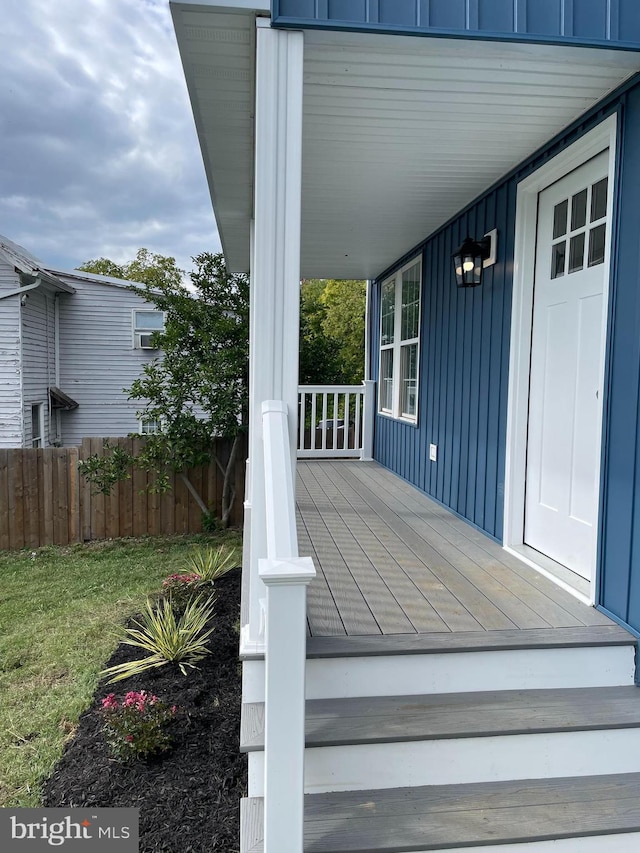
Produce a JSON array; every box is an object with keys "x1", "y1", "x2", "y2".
[
  {"x1": 31, "y1": 402, "x2": 45, "y2": 448},
  {"x1": 139, "y1": 418, "x2": 163, "y2": 435},
  {"x1": 132, "y1": 309, "x2": 165, "y2": 349},
  {"x1": 378, "y1": 257, "x2": 422, "y2": 424}
]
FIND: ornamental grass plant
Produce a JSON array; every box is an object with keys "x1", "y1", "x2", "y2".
[
  {"x1": 101, "y1": 594, "x2": 216, "y2": 683},
  {"x1": 185, "y1": 545, "x2": 240, "y2": 584}
]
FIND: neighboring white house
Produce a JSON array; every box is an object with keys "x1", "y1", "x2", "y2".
[{"x1": 0, "y1": 234, "x2": 164, "y2": 449}]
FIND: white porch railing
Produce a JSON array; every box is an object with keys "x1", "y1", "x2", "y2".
[
  {"x1": 258, "y1": 400, "x2": 315, "y2": 853},
  {"x1": 298, "y1": 380, "x2": 375, "y2": 460}
]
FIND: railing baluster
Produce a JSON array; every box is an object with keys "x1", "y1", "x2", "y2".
[
  {"x1": 354, "y1": 391, "x2": 361, "y2": 451},
  {"x1": 297, "y1": 384, "x2": 373, "y2": 458},
  {"x1": 344, "y1": 392, "x2": 350, "y2": 449},
  {"x1": 321, "y1": 393, "x2": 328, "y2": 451}
]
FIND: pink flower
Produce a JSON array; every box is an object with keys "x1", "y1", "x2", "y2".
[
  {"x1": 101, "y1": 694, "x2": 118, "y2": 710},
  {"x1": 170, "y1": 705, "x2": 177, "y2": 715},
  {"x1": 125, "y1": 735, "x2": 134, "y2": 743}
]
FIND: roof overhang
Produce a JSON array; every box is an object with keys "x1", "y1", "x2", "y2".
[{"x1": 172, "y1": 3, "x2": 640, "y2": 279}]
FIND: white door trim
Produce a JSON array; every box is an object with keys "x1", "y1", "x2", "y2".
[{"x1": 504, "y1": 115, "x2": 618, "y2": 605}]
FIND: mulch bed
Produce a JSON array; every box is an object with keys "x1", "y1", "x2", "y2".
[{"x1": 43, "y1": 570, "x2": 246, "y2": 853}]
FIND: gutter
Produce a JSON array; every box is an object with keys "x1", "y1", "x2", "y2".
[{"x1": 0, "y1": 281, "x2": 41, "y2": 300}]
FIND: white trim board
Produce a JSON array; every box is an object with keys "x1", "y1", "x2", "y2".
[{"x1": 504, "y1": 115, "x2": 618, "y2": 606}]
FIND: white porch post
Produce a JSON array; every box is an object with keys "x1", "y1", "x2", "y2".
[{"x1": 244, "y1": 21, "x2": 304, "y2": 651}]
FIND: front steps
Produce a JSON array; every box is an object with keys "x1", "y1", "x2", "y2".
[
  {"x1": 240, "y1": 625, "x2": 640, "y2": 851},
  {"x1": 242, "y1": 686, "x2": 640, "y2": 794},
  {"x1": 241, "y1": 775, "x2": 640, "y2": 852}
]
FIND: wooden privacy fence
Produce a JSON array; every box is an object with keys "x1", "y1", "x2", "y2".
[{"x1": 0, "y1": 435, "x2": 246, "y2": 551}]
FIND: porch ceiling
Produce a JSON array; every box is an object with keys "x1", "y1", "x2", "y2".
[{"x1": 172, "y1": 4, "x2": 640, "y2": 279}]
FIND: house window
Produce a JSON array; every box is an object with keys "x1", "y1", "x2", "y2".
[
  {"x1": 139, "y1": 418, "x2": 162, "y2": 435},
  {"x1": 378, "y1": 258, "x2": 421, "y2": 422},
  {"x1": 133, "y1": 310, "x2": 164, "y2": 349},
  {"x1": 31, "y1": 403, "x2": 44, "y2": 448}
]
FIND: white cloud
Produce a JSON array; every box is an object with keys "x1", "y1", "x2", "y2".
[{"x1": 0, "y1": 0, "x2": 220, "y2": 276}]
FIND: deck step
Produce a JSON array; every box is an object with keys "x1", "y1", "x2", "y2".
[
  {"x1": 241, "y1": 773, "x2": 640, "y2": 852},
  {"x1": 242, "y1": 627, "x2": 637, "y2": 702},
  {"x1": 241, "y1": 685, "x2": 640, "y2": 751},
  {"x1": 243, "y1": 686, "x2": 640, "y2": 794},
  {"x1": 304, "y1": 625, "x2": 635, "y2": 658}
]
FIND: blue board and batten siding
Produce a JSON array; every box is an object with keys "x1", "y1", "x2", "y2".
[
  {"x1": 273, "y1": 0, "x2": 640, "y2": 49},
  {"x1": 369, "y1": 186, "x2": 514, "y2": 543},
  {"x1": 369, "y1": 77, "x2": 640, "y2": 633}
]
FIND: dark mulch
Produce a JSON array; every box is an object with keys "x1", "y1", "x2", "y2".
[{"x1": 43, "y1": 570, "x2": 246, "y2": 853}]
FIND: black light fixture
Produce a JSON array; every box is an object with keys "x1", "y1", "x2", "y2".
[{"x1": 453, "y1": 230, "x2": 497, "y2": 288}]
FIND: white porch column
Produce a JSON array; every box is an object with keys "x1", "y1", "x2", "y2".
[{"x1": 244, "y1": 21, "x2": 304, "y2": 651}]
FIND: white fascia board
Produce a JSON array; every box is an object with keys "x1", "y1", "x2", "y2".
[{"x1": 170, "y1": 0, "x2": 269, "y2": 14}]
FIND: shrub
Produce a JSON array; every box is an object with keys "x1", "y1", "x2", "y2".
[
  {"x1": 100, "y1": 690, "x2": 176, "y2": 761},
  {"x1": 185, "y1": 545, "x2": 240, "y2": 583},
  {"x1": 101, "y1": 595, "x2": 216, "y2": 683}
]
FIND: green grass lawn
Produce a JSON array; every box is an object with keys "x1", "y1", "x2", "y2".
[{"x1": 0, "y1": 532, "x2": 241, "y2": 807}]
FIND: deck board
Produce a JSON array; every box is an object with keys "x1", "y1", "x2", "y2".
[{"x1": 296, "y1": 461, "x2": 621, "y2": 638}]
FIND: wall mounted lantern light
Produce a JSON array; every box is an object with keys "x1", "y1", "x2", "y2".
[{"x1": 453, "y1": 229, "x2": 498, "y2": 288}]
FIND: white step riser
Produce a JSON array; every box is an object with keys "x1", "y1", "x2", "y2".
[
  {"x1": 242, "y1": 645, "x2": 635, "y2": 703},
  {"x1": 247, "y1": 727, "x2": 640, "y2": 796},
  {"x1": 391, "y1": 836, "x2": 640, "y2": 853}
]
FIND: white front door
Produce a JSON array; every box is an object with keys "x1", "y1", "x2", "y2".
[{"x1": 524, "y1": 151, "x2": 610, "y2": 580}]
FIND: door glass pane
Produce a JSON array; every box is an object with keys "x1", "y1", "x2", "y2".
[
  {"x1": 553, "y1": 199, "x2": 568, "y2": 239},
  {"x1": 568, "y1": 233, "x2": 585, "y2": 274},
  {"x1": 591, "y1": 178, "x2": 608, "y2": 222},
  {"x1": 588, "y1": 224, "x2": 606, "y2": 267},
  {"x1": 381, "y1": 280, "x2": 395, "y2": 346},
  {"x1": 401, "y1": 344, "x2": 418, "y2": 418},
  {"x1": 380, "y1": 349, "x2": 394, "y2": 411},
  {"x1": 571, "y1": 189, "x2": 588, "y2": 231},
  {"x1": 551, "y1": 242, "x2": 566, "y2": 279},
  {"x1": 401, "y1": 263, "x2": 420, "y2": 341}
]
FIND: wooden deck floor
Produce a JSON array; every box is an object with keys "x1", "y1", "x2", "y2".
[{"x1": 296, "y1": 460, "x2": 614, "y2": 637}]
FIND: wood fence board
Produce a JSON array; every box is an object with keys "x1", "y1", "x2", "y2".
[
  {"x1": 118, "y1": 438, "x2": 134, "y2": 538},
  {"x1": 53, "y1": 449, "x2": 70, "y2": 546},
  {"x1": 0, "y1": 438, "x2": 244, "y2": 551},
  {"x1": 89, "y1": 438, "x2": 106, "y2": 540},
  {"x1": 68, "y1": 447, "x2": 80, "y2": 545},
  {"x1": 23, "y1": 449, "x2": 40, "y2": 549},
  {"x1": 0, "y1": 450, "x2": 9, "y2": 550},
  {"x1": 147, "y1": 468, "x2": 161, "y2": 537},
  {"x1": 188, "y1": 466, "x2": 203, "y2": 533},
  {"x1": 132, "y1": 437, "x2": 147, "y2": 538},
  {"x1": 79, "y1": 439, "x2": 92, "y2": 543},
  {"x1": 42, "y1": 449, "x2": 54, "y2": 545},
  {"x1": 160, "y1": 467, "x2": 176, "y2": 535},
  {"x1": 8, "y1": 449, "x2": 24, "y2": 550},
  {"x1": 174, "y1": 471, "x2": 189, "y2": 534}
]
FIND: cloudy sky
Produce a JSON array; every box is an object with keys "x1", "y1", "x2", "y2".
[{"x1": 0, "y1": 0, "x2": 219, "y2": 276}]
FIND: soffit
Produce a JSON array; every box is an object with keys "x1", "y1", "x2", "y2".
[{"x1": 173, "y1": 9, "x2": 640, "y2": 278}]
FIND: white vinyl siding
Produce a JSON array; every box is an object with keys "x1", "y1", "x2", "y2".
[
  {"x1": 378, "y1": 258, "x2": 422, "y2": 423},
  {"x1": 58, "y1": 278, "x2": 161, "y2": 446},
  {"x1": 0, "y1": 259, "x2": 23, "y2": 447},
  {"x1": 21, "y1": 287, "x2": 57, "y2": 447}
]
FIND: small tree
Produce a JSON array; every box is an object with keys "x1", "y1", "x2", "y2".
[
  {"x1": 299, "y1": 278, "x2": 366, "y2": 385},
  {"x1": 78, "y1": 251, "x2": 248, "y2": 528}
]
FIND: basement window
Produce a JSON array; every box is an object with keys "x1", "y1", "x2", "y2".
[{"x1": 378, "y1": 257, "x2": 421, "y2": 423}]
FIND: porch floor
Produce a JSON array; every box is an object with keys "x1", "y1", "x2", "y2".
[{"x1": 296, "y1": 460, "x2": 615, "y2": 638}]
